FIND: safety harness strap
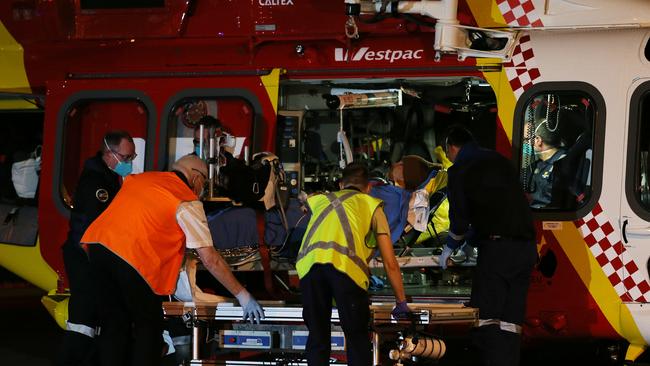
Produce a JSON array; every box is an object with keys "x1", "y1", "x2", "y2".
[
  {"x1": 298, "y1": 191, "x2": 358, "y2": 258},
  {"x1": 299, "y1": 240, "x2": 370, "y2": 281}
]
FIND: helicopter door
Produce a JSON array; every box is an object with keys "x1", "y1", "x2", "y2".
[{"x1": 620, "y1": 80, "x2": 650, "y2": 305}]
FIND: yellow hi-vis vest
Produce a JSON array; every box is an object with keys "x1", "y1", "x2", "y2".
[{"x1": 296, "y1": 190, "x2": 382, "y2": 290}]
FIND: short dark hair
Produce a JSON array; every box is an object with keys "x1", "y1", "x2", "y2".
[
  {"x1": 103, "y1": 130, "x2": 133, "y2": 152},
  {"x1": 341, "y1": 162, "x2": 369, "y2": 190},
  {"x1": 534, "y1": 120, "x2": 561, "y2": 148},
  {"x1": 445, "y1": 125, "x2": 475, "y2": 148}
]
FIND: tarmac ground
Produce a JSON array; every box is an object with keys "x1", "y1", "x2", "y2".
[{"x1": 0, "y1": 267, "x2": 642, "y2": 366}]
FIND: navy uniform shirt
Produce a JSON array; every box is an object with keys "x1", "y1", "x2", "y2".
[
  {"x1": 446, "y1": 143, "x2": 535, "y2": 249},
  {"x1": 529, "y1": 149, "x2": 567, "y2": 209},
  {"x1": 66, "y1": 153, "x2": 121, "y2": 246}
]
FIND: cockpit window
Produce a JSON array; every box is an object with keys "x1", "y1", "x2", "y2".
[
  {"x1": 519, "y1": 92, "x2": 595, "y2": 211},
  {"x1": 627, "y1": 87, "x2": 650, "y2": 215}
]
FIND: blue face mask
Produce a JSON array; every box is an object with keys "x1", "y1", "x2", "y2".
[
  {"x1": 104, "y1": 138, "x2": 134, "y2": 177},
  {"x1": 113, "y1": 161, "x2": 133, "y2": 177},
  {"x1": 194, "y1": 146, "x2": 202, "y2": 158},
  {"x1": 522, "y1": 143, "x2": 534, "y2": 156}
]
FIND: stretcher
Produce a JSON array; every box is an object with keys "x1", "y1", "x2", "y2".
[{"x1": 162, "y1": 300, "x2": 478, "y2": 365}]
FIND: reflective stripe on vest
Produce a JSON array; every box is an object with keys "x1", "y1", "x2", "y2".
[
  {"x1": 299, "y1": 192, "x2": 357, "y2": 256},
  {"x1": 296, "y1": 191, "x2": 381, "y2": 289},
  {"x1": 66, "y1": 321, "x2": 97, "y2": 338},
  {"x1": 477, "y1": 318, "x2": 522, "y2": 334}
]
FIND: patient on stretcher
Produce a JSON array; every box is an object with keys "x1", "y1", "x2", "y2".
[{"x1": 369, "y1": 153, "x2": 451, "y2": 249}]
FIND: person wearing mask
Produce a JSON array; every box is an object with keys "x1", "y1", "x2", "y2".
[
  {"x1": 296, "y1": 162, "x2": 411, "y2": 366},
  {"x1": 524, "y1": 121, "x2": 567, "y2": 208},
  {"x1": 58, "y1": 130, "x2": 136, "y2": 366},
  {"x1": 192, "y1": 115, "x2": 222, "y2": 159},
  {"x1": 438, "y1": 126, "x2": 537, "y2": 366},
  {"x1": 81, "y1": 154, "x2": 264, "y2": 366}
]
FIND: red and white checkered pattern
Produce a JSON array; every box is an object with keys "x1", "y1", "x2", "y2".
[
  {"x1": 497, "y1": 0, "x2": 544, "y2": 27},
  {"x1": 575, "y1": 203, "x2": 650, "y2": 302},
  {"x1": 503, "y1": 35, "x2": 541, "y2": 98}
]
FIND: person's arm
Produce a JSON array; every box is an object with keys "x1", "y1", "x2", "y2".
[
  {"x1": 376, "y1": 233, "x2": 406, "y2": 303},
  {"x1": 177, "y1": 201, "x2": 264, "y2": 322},
  {"x1": 371, "y1": 207, "x2": 406, "y2": 303},
  {"x1": 195, "y1": 246, "x2": 245, "y2": 296},
  {"x1": 446, "y1": 167, "x2": 470, "y2": 250},
  {"x1": 372, "y1": 208, "x2": 411, "y2": 318},
  {"x1": 68, "y1": 168, "x2": 115, "y2": 244}
]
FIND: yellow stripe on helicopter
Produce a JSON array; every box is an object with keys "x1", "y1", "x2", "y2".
[{"x1": 0, "y1": 21, "x2": 36, "y2": 110}]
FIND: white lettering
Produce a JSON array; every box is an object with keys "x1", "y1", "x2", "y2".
[
  {"x1": 334, "y1": 48, "x2": 346, "y2": 62},
  {"x1": 352, "y1": 47, "x2": 369, "y2": 61},
  {"x1": 389, "y1": 50, "x2": 403, "y2": 63},
  {"x1": 259, "y1": 0, "x2": 294, "y2": 6},
  {"x1": 334, "y1": 47, "x2": 424, "y2": 63}
]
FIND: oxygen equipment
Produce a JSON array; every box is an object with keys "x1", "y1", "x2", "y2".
[{"x1": 389, "y1": 335, "x2": 446, "y2": 365}]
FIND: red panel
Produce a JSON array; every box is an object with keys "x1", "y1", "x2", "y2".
[
  {"x1": 524, "y1": 230, "x2": 620, "y2": 339},
  {"x1": 39, "y1": 76, "x2": 278, "y2": 277}
]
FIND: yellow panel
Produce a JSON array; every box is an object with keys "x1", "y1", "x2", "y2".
[
  {"x1": 479, "y1": 59, "x2": 515, "y2": 143},
  {"x1": 626, "y1": 343, "x2": 647, "y2": 362},
  {"x1": 42, "y1": 292, "x2": 69, "y2": 330},
  {"x1": 0, "y1": 99, "x2": 38, "y2": 110},
  {"x1": 260, "y1": 69, "x2": 282, "y2": 114},
  {"x1": 466, "y1": 0, "x2": 507, "y2": 28},
  {"x1": 0, "y1": 238, "x2": 58, "y2": 292},
  {"x1": 0, "y1": 21, "x2": 32, "y2": 95}
]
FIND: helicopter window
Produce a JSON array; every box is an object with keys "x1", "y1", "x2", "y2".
[
  {"x1": 165, "y1": 97, "x2": 254, "y2": 199},
  {"x1": 0, "y1": 111, "x2": 43, "y2": 247},
  {"x1": 518, "y1": 92, "x2": 596, "y2": 211},
  {"x1": 626, "y1": 85, "x2": 650, "y2": 217},
  {"x1": 61, "y1": 100, "x2": 148, "y2": 209}
]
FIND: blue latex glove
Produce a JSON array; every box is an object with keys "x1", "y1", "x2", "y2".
[
  {"x1": 235, "y1": 290, "x2": 265, "y2": 324},
  {"x1": 439, "y1": 245, "x2": 453, "y2": 270},
  {"x1": 369, "y1": 275, "x2": 385, "y2": 291},
  {"x1": 391, "y1": 300, "x2": 412, "y2": 320}
]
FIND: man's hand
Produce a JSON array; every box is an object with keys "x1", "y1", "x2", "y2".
[
  {"x1": 391, "y1": 300, "x2": 412, "y2": 320},
  {"x1": 439, "y1": 245, "x2": 453, "y2": 269},
  {"x1": 235, "y1": 290, "x2": 265, "y2": 324}
]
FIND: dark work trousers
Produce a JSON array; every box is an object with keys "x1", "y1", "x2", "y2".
[
  {"x1": 88, "y1": 244, "x2": 164, "y2": 366},
  {"x1": 470, "y1": 238, "x2": 537, "y2": 366},
  {"x1": 57, "y1": 241, "x2": 98, "y2": 366},
  {"x1": 300, "y1": 263, "x2": 371, "y2": 366}
]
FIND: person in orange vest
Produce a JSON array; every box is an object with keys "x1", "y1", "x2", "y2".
[{"x1": 81, "y1": 154, "x2": 264, "y2": 366}]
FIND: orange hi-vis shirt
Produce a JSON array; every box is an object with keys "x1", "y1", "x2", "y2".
[{"x1": 81, "y1": 171, "x2": 197, "y2": 295}]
